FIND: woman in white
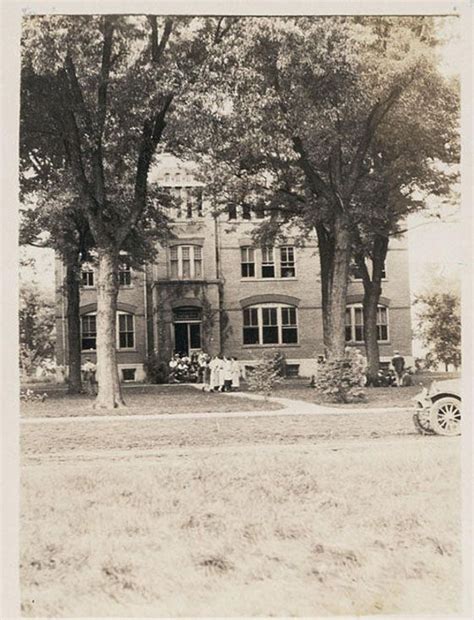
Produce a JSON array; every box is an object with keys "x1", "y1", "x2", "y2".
[
  {"x1": 222, "y1": 356, "x2": 233, "y2": 391},
  {"x1": 231, "y1": 356, "x2": 240, "y2": 390},
  {"x1": 209, "y1": 355, "x2": 220, "y2": 392}
]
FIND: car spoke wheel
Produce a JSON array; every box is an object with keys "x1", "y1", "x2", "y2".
[
  {"x1": 413, "y1": 408, "x2": 435, "y2": 435},
  {"x1": 430, "y1": 397, "x2": 461, "y2": 436}
]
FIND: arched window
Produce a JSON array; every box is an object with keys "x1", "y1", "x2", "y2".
[
  {"x1": 169, "y1": 245, "x2": 203, "y2": 279},
  {"x1": 243, "y1": 303, "x2": 298, "y2": 345},
  {"x1": 345, "y1": 304, "x2": 389, "y2": 343}
]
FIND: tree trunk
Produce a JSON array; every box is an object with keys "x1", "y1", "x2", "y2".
[
  {"x1": 363, "y1": 283, "x2": 381, "y2": 384},
  {"x1": 361, "y1": 235, "x2": 389, "y2": 383},
  {"x1": 315, "y1": 222, "x2": 334, "y2": 355},
  {"x1": 94, "y1": 248, "x2": 125, "y2": 408},
  {"x1": 65, "y1": 255, "x2": 82, "y2": 394},
  {"x1": 325, "y1": 213, "x2": 352, "y2": 359}
]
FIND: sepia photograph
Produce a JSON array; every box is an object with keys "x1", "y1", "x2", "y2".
[{"x1": 1, "y1": 0, "x2": 471, "y2": 617}]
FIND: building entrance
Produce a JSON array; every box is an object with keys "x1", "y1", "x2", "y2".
[{"x1": 173, "y1": 306, "x2": 202, "y2": 356}]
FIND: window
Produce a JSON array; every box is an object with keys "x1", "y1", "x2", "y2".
[
  {"x1": 261, "y1": 247, "x2": 275, "y2": 278},
  {"x1": 81, "y1": 314, "x2": 97, "y2": 350},
  {"x1": 243, "y1": 307, "x2": 259, "y2": 344},
  {"x1": 242, "y1": 203, "x2": 251, "y2": 220},
  {"x1": 376, "y1": 306, "x2": 389, "y2": 341},
  {"x1": 280, "y1": 247, "x2": 296, "y2": 278},
  {"x1": 228, "y1": 203, "x2": 237, "y2": 220},
  {"x1": 118, "y1": 264, "x2": 132, "y2": 286},
  {"x1": 168, "y1": 187, "x2": 203, "y2": 219},
  {"x1": 186, "y1": 187, "x2": 203, "y2": 218},
  {"x1": 81, "y1": 267, "x2": 94, "y2": 287},
  {"x1": 122, "y1": 368, "x2": 136, "y2": 381},
  {"x1": 118, "y1": 313, "x2": 135, "y2": 349},
  {"x1": 254, "y1": 202, "x2": 265, "y2": 218},
  {"x1": 262, "y1": 307, "x2": 278, "y2": 343},
  {"x1": 242, "y1": 304, "x2": 298, "y2": 346},
  {"x1": 241, "y1": 247, "x2": 255, "y2": 278},
  {"x1": 345, "y1": 304, "x2": 389, "y2": 343},
  {"x1": 170, "y1": 245, "x2": 203, "y2": 279}
]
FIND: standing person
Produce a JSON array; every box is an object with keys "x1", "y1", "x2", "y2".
[
  {"x1": 169, "y1": 354, "x2": 180, "y2": 383},
  {"x1": 81, "y1": 357, "x2": 97, "y2": 395},
  {"x1": 209, "y1": 354, "x2": 220, "y2": 392},
  {"x1": 222, "y1": 355, "x2": 233, "y2": 392},
  {"x1": 391, "y1": 351, "x2": 405, "y2": 387},
  {"x1": 231, "y1": 356, "x2": 241, "y2": 390},
  {"x1": 216, "y1": 353, "x2": 226, "y2": 392}
]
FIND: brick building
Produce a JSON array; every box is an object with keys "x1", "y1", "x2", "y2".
[{"x1": 55, "y1": 156, "x2": 413, "y2": 381}]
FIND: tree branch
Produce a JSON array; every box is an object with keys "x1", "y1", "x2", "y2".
[
  {"x1": 345, "y1": 85, "x2": 403, "y2": 196},
  {"x1": 148, "y1": 16, "x2": 173, "y2": 63}
]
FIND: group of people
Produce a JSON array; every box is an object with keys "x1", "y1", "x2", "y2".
[{"x1": 169, "y1": 351, "x2": 241, "y2": 391}]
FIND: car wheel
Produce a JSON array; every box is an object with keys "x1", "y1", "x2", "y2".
[
  {"x1": 413, "y1": 408, "x2": 435, "y2": 435},
  {"x1": 429, "y1": 397, "x2": 461, "y2": 436}
]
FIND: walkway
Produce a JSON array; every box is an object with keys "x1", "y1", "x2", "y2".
[{"x1": 21, "y1": 384, "x2": 412, "y2": 424}]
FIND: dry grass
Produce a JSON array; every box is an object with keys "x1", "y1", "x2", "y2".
[
  {"x1": 20, "y1": 384, "x2": 282, "y2": 418},
  {"x1": 21, "y1": 413, "x2": 462, "y2": 617}
]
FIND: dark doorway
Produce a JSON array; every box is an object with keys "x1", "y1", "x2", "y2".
[{"x1": 174, "y1": 323, "x2": 189, "y2": 356}]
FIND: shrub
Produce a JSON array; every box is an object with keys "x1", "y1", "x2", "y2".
[
  {"x1": 144, "y1": 354, "x2": 169, "y2": 384},
  {"x1": 20, "y1": 389, "x2": 48, "y2": 403},
  {"x1": 313, "y1": 349, "x2": 366, "y2": 403},
  {"x1": 271, "y1": 351, "x2": 287, "y2": 377},
  {"x1": 246, "y1": 353, "x2": 281, "y2": 399}
]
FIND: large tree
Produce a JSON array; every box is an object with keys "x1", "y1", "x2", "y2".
[
  {"x1": 181, "y1": 16, "x2": 459, "y2": 360},
  {"x1": 21, "y1": 15, "x2": 233, "y2": 407},
  {"x1": 414, "y1": 291, "x2": 461, "y2": 371}
]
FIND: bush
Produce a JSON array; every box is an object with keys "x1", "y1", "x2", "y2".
[
  {"x1": 313, "y1": 349, "x2": 366, "y2": 403},
  {"x1": 144, "y1": 354, "x2": 169, "y2": 384},
  {"x1": 20, "y1": 389, "x2": 48, "y2": 403},
  {"x1": 246, "y1": 353, "x2": 282, "y2": 399},
  {"x1": 271, "y1": 351, "x2": 287, "y2": 377}
]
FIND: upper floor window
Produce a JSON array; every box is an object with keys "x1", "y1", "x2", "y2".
[
  {"x1": 228, "y1": 203, "x2": 237, "y2": 220},
  {"x1": 261, "y1": 247, "x2": 275, "y2": 278},
  {"x1": 168, "y1": 186, "x2": 203, "y2": 219},
  {"x1": 242, "y1": 203, "x2": 251, "y2": 220},
  {"x1": 170, "y1": 245, "x2": 203, "y2": 279},
  {"x1": 118, "y1": 263, "x2": 132, "y2": 286},
  {"x1": 241, "y1": 247, "x2": 255, "y2": 278},
  {"x1": 81, "y1": 267, "x2": 94, "y2": 288},
  {"x1": 345, "y1": 304, "x2": 389, "y2": 343},
  {"x1": 240, "y1": 245, "x2": 297, "y2": 279},
  {"x1": 243, "y1": 304, "x2": 298, "y2": 346},
  {"x1": 280, "y1": 247, "x2": 296, "y2": 278}
]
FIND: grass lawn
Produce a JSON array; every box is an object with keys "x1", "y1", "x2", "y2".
[
  {"x1": 20, "y1": 409, "x2": 462, "y2": 617},
  {"x1": 20, "y1": 384, "x2": 282, "y2": 418},
  {"x1": 260, "y1": 371, "x2": 461, "y2": 409}
]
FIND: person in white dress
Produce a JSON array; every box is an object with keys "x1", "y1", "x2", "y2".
[
  {"x1": 209, "y1": 355, "x2": 220, "y2": 392},
  {"x1": 222, "y1": 356, "x2": 233, "y2": 391},
  {"x1": 231, "y1": 357, "x2": 241, "y2": 390}
]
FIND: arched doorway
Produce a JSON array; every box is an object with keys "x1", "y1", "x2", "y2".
[{"x1": 173, "y1": 306, "x2": 202, "y2": 356}]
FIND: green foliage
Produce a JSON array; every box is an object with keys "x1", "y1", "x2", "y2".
[
  {"x1": 271, "y1": 351, "x2": 287, "y2": 377},
  {"x1": 19, "y1": 285, "x2": 55, "y2": 376},
  {"x1": 20, "y1": 388, "x2": 48, "y2": 403},
  {"x1": 313, "y1": 349, "x2": 367, "y2": 403},
  {"x1": 144, "y1": 353, "x2": 169, "y2": 384},
  {"x1": 246, "y1": 353, "x2": 282, "y2": 399},
  {"x1": 414, "y1": 292, "x2": 461, "y2": 370}
]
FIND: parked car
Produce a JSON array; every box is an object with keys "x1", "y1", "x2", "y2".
[{"x1": 413, "y1": 379, "x2": 461, "y2": 436}]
